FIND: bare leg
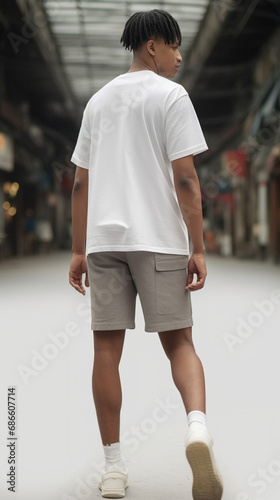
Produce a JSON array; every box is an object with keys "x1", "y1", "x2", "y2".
[
  {"x1": 158, "y1": 327, "x2": 206, "y2": 414},
  {"x1": 92, "y1": 330, "x2": 126, "y2": 445}
]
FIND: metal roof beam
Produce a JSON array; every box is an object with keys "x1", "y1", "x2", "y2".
[
  {"x1": 15, "y1": 0, "x2": 77, "y2": 117},
  {"x1": 179, "y1": 0, "x2": 240, "y2": 92}
]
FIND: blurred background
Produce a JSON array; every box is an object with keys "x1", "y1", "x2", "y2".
[
  {"x1": 1, "y1": 3, "x2": 280, "y2": 500},
  {"x1": 0, "y1": 0, "x2": 280, "y2": 262}
]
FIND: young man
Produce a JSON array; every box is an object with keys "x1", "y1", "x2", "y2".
[{"x1": 69, "y1": 9, "x2": 223, "y2": 500}]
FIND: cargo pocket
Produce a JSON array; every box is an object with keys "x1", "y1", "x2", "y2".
[{"x1": 154, "y1": 253, "x2": 189, "y2": 314}]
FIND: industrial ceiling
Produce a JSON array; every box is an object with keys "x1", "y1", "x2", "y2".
[{"x1": 42, "y1": 0, "x2": 210, "y2": 105}]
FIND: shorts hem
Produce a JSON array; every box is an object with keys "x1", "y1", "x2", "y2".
[
  {"x1": 91, "y1": 322, "x2": 135, "y2": 331},
  {"x1": 145, "y1": 319, "x2": 193, "y2": 333}
]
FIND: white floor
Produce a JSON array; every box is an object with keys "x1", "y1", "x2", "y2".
[{"x1": 0, "y1": 251, "x2": 280, "y2": 500}]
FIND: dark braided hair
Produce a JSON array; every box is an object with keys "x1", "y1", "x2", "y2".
[{"x1": 120, "y1": 9, "x2": 182, "y2": 52}]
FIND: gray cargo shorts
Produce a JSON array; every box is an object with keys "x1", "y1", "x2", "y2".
[{"x1": 87, "y1": 251, "x2": 193, "y2": 333}]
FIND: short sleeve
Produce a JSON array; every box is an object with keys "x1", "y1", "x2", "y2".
[
  {"x1": 165, "y1": 94, "x2": 208, "y2": 161},
  {"x1": 71, "y1": 106, "x2": 91, "y2": 169}
]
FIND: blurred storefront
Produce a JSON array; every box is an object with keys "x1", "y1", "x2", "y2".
[
  {"x1": 0, "y1": 0, "x2": 78, "y2": 260},
  {"x1": 236, "y1": 35, "x2": 280, "y2": 262},
  {"x1": 200, "y1": 69, "x2": 280, "y2": 262},
  {"x1": 183, "y1": 1, "x2": 280, "y2": 263},
  {"x1": 0, "y1": 130, "x2": 17, "y2": 257},
  {"x1": 0, "y1": 97, "x2": 75, "y2": 259}
]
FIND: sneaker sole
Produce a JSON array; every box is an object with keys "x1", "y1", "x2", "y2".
[
  {"x1": 101, "y1": 492, "x2": 125, "y2": 499},
  {"x1": 99, "y1": 486, "x2": 126, "y2": 498},
  {"x1": 99, "y1": 480, "x2": 128, "y2": 498},
  {"x1": 186, "y1": 441, "x2": 223, "y2": 500}
]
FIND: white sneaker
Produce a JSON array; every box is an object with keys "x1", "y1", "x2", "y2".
[
  {"x1": 185, "y1": 424, "x2": 223, "y2": 500},
  {"x1": 99, "y1": 466, "x2": 128, "y2": 498}
]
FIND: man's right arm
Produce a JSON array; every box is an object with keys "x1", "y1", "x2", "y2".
[
  {"x1": 69, "y1": 166, "x2": 89, "y2": 295},
  {"x1": 172, "y1": 154, "x2": 207, "y2": 291}
]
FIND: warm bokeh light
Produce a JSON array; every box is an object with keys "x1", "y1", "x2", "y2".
[
  {"x1": 3, "y1": 182, "x2": 11, "y2": 194},
  {"x1": 3, "y1": 201, "x2": 11, "y2": 211},
  {"x1": 8, "y1": 207, "x2": 17, "y2": 216},
  {"x1": 10, "y1": 182, "x2": 19, "y2": 197}
]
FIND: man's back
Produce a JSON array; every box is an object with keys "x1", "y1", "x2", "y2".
[{"x1": 71, "y1": 70, "x2": 207, "y2": 256}]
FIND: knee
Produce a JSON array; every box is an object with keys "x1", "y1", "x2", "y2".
[
  {"x1": 94, "y1": 350, "x2": 121, "y2": 371},
  {"x1": 94, "y1": 330, "x2": 124, "y2": 364},
  {"x1": 160, "y1": 327, "x2": 195, "y2": 359}
]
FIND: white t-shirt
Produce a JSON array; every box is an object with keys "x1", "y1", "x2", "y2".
[{"x1": 71, "y1": 70, "x2": 208, "y2": 256}]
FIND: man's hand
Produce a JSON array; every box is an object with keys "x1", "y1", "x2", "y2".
[
  {"x1": 186, "y1": 253, "x2": 207, "y2": 291},
  {"x1": 69, "y1": 254, "x2": 89, "y2": 295}
]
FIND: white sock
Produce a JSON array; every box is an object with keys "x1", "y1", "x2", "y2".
[
  {"x1": 103, "y1": 442, "x2": 127, "y2": 472},
  {"x1": 187, "y1": 410, "x2": 207, "y2": 430}
]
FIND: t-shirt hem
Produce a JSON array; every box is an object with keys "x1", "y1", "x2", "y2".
[
  {"x1": 169, "y1": 143, "x2": 208, "y2": 161},
  {"x1": 71, "y1": 155, "x2": 89, "y2": 169},
  {"x1": 86, "y1": 244, "x2": 189, "y2": 256}
]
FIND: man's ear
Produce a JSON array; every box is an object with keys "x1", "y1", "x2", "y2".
[{"x1": 146, "y1": 39, "x2": 156, "y2": 56}]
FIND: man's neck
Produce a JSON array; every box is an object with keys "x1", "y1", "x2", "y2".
[{"x1": 127, "y1": 54, "x2": 157, "y2": 74}]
